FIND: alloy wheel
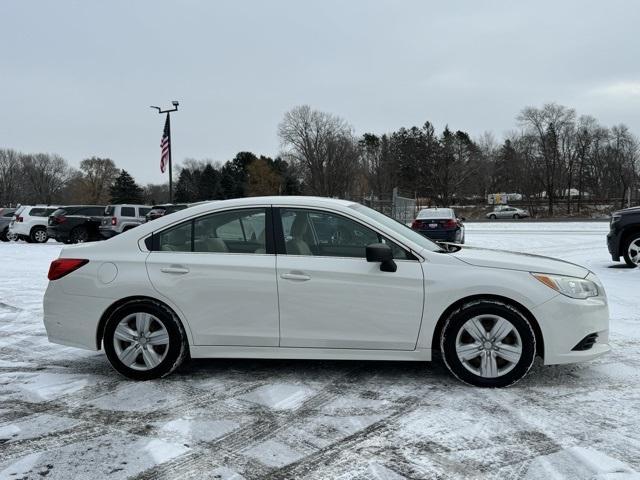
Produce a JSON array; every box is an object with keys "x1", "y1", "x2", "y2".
[
  {"x1": 34, "y1": 229, "x2": 47, "y2": 243},
  {"x1": 113, "y1": 312, "x2": 170, "y2": 371},
  {"x1": 455, "y1": 314, "x2": 522, "y2": 378},
  {"x1": 628, "y1": 238, "x2": 640, "y2": 265}
]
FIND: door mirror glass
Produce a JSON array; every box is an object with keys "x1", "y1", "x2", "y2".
[{"x1": 366, "y1": 243, "x2": 397, "y2": 272}]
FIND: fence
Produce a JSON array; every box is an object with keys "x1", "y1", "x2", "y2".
[{"x1": 357, "y1": 188, "x2": 417, "y2": 224}]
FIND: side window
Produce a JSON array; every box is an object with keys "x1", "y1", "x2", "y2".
[
  {"x1": 30, "y1": 208, "x2": 48, "y2": 217},
  {"x1": 139, "y1": 207, "x2": 151, "y2": 217},
  {"x1": 280, "y1": 209, "x2": 412, "y2": 259},
  {"x1": 121, "y1": 207, "x2": 135, "y2": 217},
  {"x1": 158, "y1": 221, "x2": 192, "y2": 252},
  {"x1": 193, "y1": 208, "x2": 266, "y2": 254}
]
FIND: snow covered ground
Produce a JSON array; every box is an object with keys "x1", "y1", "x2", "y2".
[{"x1": 0, "y1": 222, "x2": 639, "y2": 479}]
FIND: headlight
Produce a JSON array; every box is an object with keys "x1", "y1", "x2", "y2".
[{"x1": 531, "y1": 273, "x2": 599, "y2": 299}]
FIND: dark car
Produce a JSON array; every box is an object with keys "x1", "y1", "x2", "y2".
[
  {"x1": 411, "y1": 207, "x2": 465, "y2": 244},
  {"x1": 607, "y1": 206, "x2": 640, "y2": 267},
  {"x1": 145, "y1": 203, "x2": 189, "y2": 222},
  {"x1": 0, "y1": 208, "x2": 17, "y2": 241},
  {"x1": 47, "y1": 205, "x2": 106, "y2": 243}
]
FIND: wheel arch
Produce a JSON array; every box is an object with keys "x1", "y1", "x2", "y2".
[
  {"x1": 621, "y1": 225, "x2": 640, "y2": 249},
  {"x1": 430, "y1": 294, "x2": 544, "y2": 359},
  {"x1": 96, "y1": 295, "x2": 191, "y2": 353}
]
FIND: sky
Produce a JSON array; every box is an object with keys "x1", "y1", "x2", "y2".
[{"x1": 2, "y1": 0, "x2": 640, "y2": 184}]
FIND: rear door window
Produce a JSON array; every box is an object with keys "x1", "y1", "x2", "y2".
[
  {"x1": 29, "y1": 208, "x2": 48, "y2": 217},
  {"x1": 121, "y1": 207, "x2": 135, "y2": 217}
]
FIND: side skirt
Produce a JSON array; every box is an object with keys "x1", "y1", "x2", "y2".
[{"x1": 190, "y1": 346, "x2": 432, "y2": 362}]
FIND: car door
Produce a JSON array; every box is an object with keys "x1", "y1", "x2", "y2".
[
  {"x1": 275, "y1": 207, "x2": 424, "y2": 350},
  {"x1": 145, "y1": 207, "x2": 279, "y2": 346}
]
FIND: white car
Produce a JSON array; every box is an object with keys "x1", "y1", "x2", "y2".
[
  {"x1": 486, "y1": 205, "x2": 529, "y2": 220},
  {"x1": 43, "y1": 197, "x2": 610, "y2": 387},
  {"x1": 9, "y1": 205, "x2": 60, "y2": 243}
]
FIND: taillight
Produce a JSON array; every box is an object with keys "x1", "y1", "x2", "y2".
[
  {"x1": 53, "y1": 215, "x2": 66, "y2": 224},
  {"x1": 16, "y1": 216, "x2": 23, "y2": 222},
  {"x1": 47, "y1": 259, "x2": 89, "y2": 280},
  {"x1": 444, "y1": 219, "x2": 457, "y2": 228},
  {"x1": 111, "y1": 217, "x2": 117, "y2": 226}
]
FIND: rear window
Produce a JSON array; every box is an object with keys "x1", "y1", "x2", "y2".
[
  {"x1": 29, "y1": 207, "x2": 49, "y2": 217},
  {"x1": 105, "y1": 206, "x2": 115, "y2": 215},
  {"x1": 417, "y1": 208, "x2": 454, "y2": 219},
  {"x1": 51, "y1": 208, "x2": 67, "y2": 217},
  {"x1": 121, "y1": 207, "x2": 135, "y2": 217}
]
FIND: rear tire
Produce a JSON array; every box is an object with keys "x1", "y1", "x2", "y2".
[
  {"x1": 489, "y1": 214, "x2": 496, "y2": 220},
  {"x1": 30, "y1": 226, "x2": 48, "y2": 243},
  {"x1": 440, "y1": 300, "x2": 536, "y2": 387},
  {"x1": 70, "y1": 226, "x2": 89, "y2": 243},
  {"x1": 513, "y1": 214, "x2": 520, "y2": 219},
  {"x1": 103, "y1": 300, "x2": 188, "y2": 380},
  {"x1": 622, "y1": 233, "x2": 640, "y2": 268}
]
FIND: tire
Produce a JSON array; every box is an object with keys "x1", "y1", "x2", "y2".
[
  {"x1": 489, "y1": 214, "x2": 496, "y2": 220},
  {"x1": 30, "y1": 226, "x2": 48, "y2": 244},
  {"x1": 622, "y1": 232, "x2": 640, "y2": 268},
  {"x1": 440, "y1": 300, "x2": 536, "y2": 388},
  {"x1": 513, "y1": 214, "x2": 520, "y2": 219},
  {"x1": 6, "y1": 231, "x2": 18, "y2": 242},
  {"x1": 70, "y1": 226, "x2": 89, "y2": 243},
  {"x1": 103, "y1": 300, "x2": 188, "y2": 380}
]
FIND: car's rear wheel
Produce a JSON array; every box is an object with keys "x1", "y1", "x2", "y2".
[
  {"x1": 489, "y1": 214, "x2": 496, "y2": 220},
  {"x1": 103, "y1": 300, "x2": 188, "y2": 380},
  {"x1": 441, "y1": 300, "x2": 536, "y2": 387},
  {"x1": 513, "y1": 214, "x2": 520, "y2": 219},
  {"x1": 623, "y1": 233, "x2": 640, "y2": 268},
  {"x1": 30, "y1": 226, "x2": 48, "y2": 243},
  {"x1": 70, "y1": 226, "x2": 89, "y2": 243}
]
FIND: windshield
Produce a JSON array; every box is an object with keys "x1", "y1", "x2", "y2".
[{"x1": 349, "y1": 204, "x2": 443, "y2": 252}]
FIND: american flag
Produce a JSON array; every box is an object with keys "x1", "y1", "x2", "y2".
[{"x1": 160, "y1": 115, "x2": 170, "y2": 173}]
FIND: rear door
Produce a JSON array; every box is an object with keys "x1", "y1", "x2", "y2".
[{"x1": 145, "y1": 207, "x2": 279, "y2": 346}]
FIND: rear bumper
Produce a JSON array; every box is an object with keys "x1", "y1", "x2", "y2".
[
  {"x1": 43, "y1": 282, "x2": 112, "y2": 350},
  {"x1": 532, "y1": 291, "x2": 610, "y2": 365},
  {"x1": 9, "y1": 224, "x2": 29, "y2": 236},
  {"x1": 415, "y1": 229, "x2": 462, "y2": 242},
  {"x1": 47, "y1": 227, "x2": 69, "y2": 242},
  {"x1": 99, "y1": 227, "x2": 118, "y2": 239}
]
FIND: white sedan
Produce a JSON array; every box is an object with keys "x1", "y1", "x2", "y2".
[{"x1": 43, "y1": 197, "x2": 610, "y2": 387}]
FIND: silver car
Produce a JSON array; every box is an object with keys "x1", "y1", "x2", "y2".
[
  {"x1": 486, "y1": 206, "x2": 529, "y2": 220},
  {"x1": 100, "y1": 204, "x2": 151, "y2": 239}
]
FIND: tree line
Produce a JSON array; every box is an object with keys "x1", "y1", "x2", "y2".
[{"x1": 1, "y1": 102, "x2": 638, "y2": 214}]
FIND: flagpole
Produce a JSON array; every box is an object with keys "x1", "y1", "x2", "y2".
[
  {"x1": 167, "y1": 113, "x2": 172, "y2": 203},
  {"x1": 150, "y1": 101, "x2": 179, "y2": 203}
]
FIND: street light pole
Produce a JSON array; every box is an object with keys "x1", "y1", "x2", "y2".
[{"x1": 150, "y1": 101, "x2": 179, "y2": 203}]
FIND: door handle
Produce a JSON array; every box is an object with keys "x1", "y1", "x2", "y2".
[
  {"x1": 160, "y1": 266, "x2": 190, "y2": 274},
  {"x1": 280, "y1": 272, "x2": 311, "y2": 282}
]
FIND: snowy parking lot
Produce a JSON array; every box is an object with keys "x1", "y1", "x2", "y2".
[{"x1": 0, "y1": 221, "x2": 639, "y2": 479}]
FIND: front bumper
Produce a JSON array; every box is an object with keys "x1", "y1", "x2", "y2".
[
  {"x1": 532, "y1": 289, "x2": 610, "y2": 365},
  {"x1": 43, "y1": 282, "x2": 112, "y2": 350},
  {"x1": 606, "y1": 230, "x2": 620, "y2": 260}
]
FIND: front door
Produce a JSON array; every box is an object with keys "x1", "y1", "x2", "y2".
[
  {"x1": 146, "y1": 207, "x2": 279, "y2": 346},
  {"x1": 275, "y1": 208, "x2": 424, "y2": 350}
]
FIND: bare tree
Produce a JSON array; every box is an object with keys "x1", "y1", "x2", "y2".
[
  {"x1": 20, "y1": 153, "x2": 71, "y2": 204},
  {"x1": 0, "y1": 149, "x2": 21, "y2": 206},
  {"x1": 79, "y1": 157, "x2": 119, "y2": 204},
  {"x1": 278, "y1": 105, "x2": 359, "y2": 197}
]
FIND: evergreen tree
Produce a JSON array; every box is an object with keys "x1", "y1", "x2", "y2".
[
  {"x1": 197, "y1": 163, "x2": 222, "y2": 200},
  {"x1": 109, "y1": 170, "x2": 143, "y2": 204}
]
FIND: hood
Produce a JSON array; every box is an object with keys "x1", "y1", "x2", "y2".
[
  {"x1": 449, "y1": 245, "x2": 590, "y2": 278},
  {"x1": 613, "y1": 206, "x2": 640, "y2": 216}
]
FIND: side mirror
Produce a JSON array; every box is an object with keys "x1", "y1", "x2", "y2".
[{"x1": 366, "y1": 243, "x2": 397, "y2": 272}]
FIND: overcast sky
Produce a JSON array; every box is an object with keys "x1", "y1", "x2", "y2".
[{"x1": 2, "y1": 0, "x2": 640, "y2": 184}]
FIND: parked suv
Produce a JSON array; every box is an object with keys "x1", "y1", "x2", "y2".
[
  {"x1": 100, "y1": 204, "x2": 151, "y2": 239},
  {"x1": 8, "y1": 205, "x2": 59, "y2": 243},
  {"x1": 486, "y1": 205, "x2": 529, "y2": 219},
  {"x1": 0, "y1": 208, "x2": 17, "y2": 242},
  {"x1": 145, "y1": 203, "x2": 190, "y2": 222},
  {"x1": 47, "y1": 205, "x2": 106, "y2": 243},
  {"x1": 607, "y1": 206, "x2": 640, "y2": 267}
]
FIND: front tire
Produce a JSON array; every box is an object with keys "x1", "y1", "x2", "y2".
[
  {"x1": 623, "y1": 233, "x2": 640, "y2": 268},
  {"x1": 513, "y1": 214, "x2": 520, "y2": 219},
  {"x1": 103, "y1": 300, "x2": 188, "y2": 380},
  {"x1": 489, "y1": 214, "x2": 496, "y2": 220},
  {"x1": 440, "y1": 301, "x2": 536, "y2": 387}
]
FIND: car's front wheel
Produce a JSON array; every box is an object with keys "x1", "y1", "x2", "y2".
[
  {"x1": 513, "y1": 214, "x2": 520, "y2": 219},
  {"x1": 489, "y1": 214, "x2": 496, "y2": 220},
  {"x1": 103, "y1": 300, "x2": 188, "y2": 380},
  {"x1": 441, "y1": 300, "x2": 536, "y2": 387},
  {"x1": 623, "y1": 233, "x2": 640, "y2": 268}
]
